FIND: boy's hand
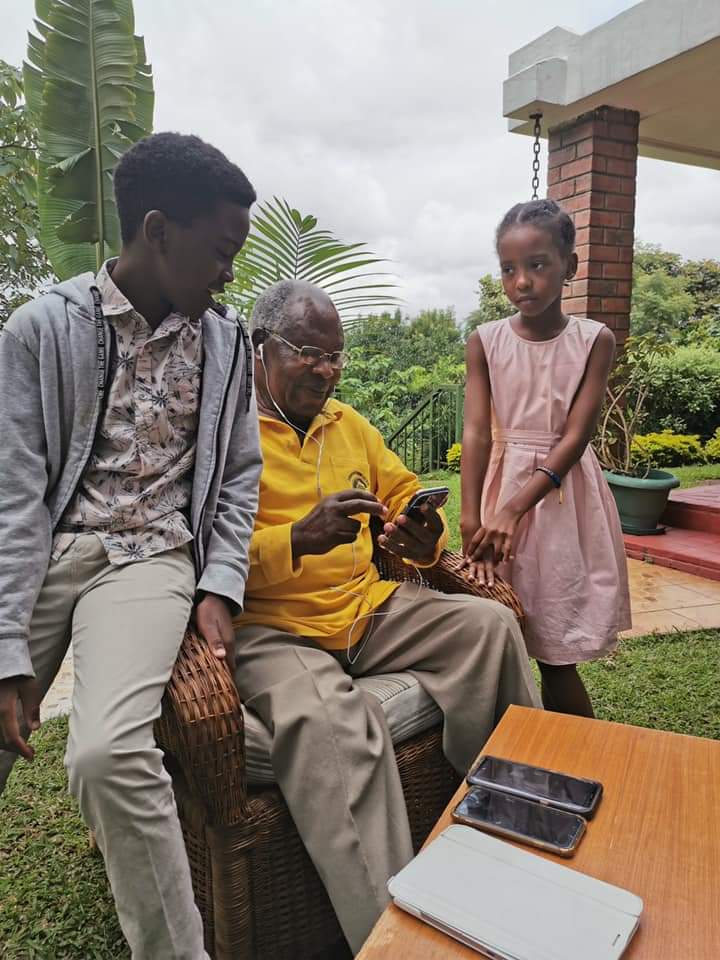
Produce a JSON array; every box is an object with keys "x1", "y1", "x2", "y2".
[
  {"x1": 377, "y1": 504, "x2": 444, "y2": 565},
  {"x1": 195, "y1": 593, "x2": 236, "y2": 668},
  {"x1": 0, "y1": 676, "x2": 41, "y2": 761}
]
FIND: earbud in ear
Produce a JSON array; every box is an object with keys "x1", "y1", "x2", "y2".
[{"x1": 257, "y1": 342, "x2": 264, "y2": 359}]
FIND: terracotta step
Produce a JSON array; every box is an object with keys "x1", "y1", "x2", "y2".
[
  {"x1": 624, "y1": 527, "x2": 720, "y2": 582},
  {"x1": 661, "y1": 483, "x2": 720, "y2": 535}
]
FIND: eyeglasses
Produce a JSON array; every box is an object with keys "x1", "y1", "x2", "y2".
[{"x1": 267, "y1": 331, "x2": 348, "y2": 370}]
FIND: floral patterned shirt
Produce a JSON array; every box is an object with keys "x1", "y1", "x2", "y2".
[{"x1": 52, "y1": 260, "x2": 203, "y2": 565}]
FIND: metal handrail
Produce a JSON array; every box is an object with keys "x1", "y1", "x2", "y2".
[{"x1": 387, "y1": 385, "x2": 464, "y2": 474}]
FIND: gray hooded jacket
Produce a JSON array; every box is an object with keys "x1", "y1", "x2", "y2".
[{"x1": 0, "y1": 274, "x2": 262, "y2": 680}]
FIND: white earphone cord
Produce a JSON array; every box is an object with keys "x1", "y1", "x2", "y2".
[{"x1": 258, "y1": 341, "x2": 423, "y2": 665}]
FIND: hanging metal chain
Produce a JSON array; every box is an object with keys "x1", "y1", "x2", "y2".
[{"x1": 530, "y1": 112, "x2": 543, "y2": 200}]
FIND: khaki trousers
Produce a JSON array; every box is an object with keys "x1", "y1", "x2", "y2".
[
  {"x1": 0, "y1": 534, "x2": 207, "y2": 960},
  {"x1": 234, "y1": 582, "x2": 541, "y2": 955}
]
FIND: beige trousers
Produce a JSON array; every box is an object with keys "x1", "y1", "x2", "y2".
[
  {"x1": 0, "y1": 534, "x2": 207, "y2": 960},
  {"x1": 234, "y1": 582, "x2": 542, "y2": 955}
]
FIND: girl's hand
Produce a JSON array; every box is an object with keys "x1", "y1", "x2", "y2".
[
  {"x1": 460, "y1": 513, "x2": 482, "y2": 557},
  {"x1": 458, "y1": 515, "x2": 489, "y2": 586},
  {"x1": 456, "y1": 551, "x2": 497, "y2": 588},
  {"x1": 457, "y1": 507, "x2": 521, "y2": 587},
  {"x1": 467, "y1": 506, "x2": 521, "y2": 563},
  {"x1": 456, "y1": 516, "x2": 498, "y2": 589}
]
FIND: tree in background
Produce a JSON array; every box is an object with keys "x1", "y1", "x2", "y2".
[
  {"x1": 633, "y1": 242, "x2": 683, "y2": 277},
  {"x1": 681, "y1": 258, "x2": 720, "y2": 343},
  {"x1": 642, "y1": 345, "x2": 720, "y2": 438},
  {"x1": 347, "y1": 307, "x2": 463, "y2": 368},
  {"x1": 630, "y1": 270, "x2": 695, "y2": 341},
  {"x1": 622, "y1": 243, "x2": 720, "y2": 438},
  {"x1": 0, "y1": 60, "x2": 53, "y2": 323},
  {"x1": 342, "y1": 307, "x2": 464, "y2": 434},
  {"x1": 24, "y1": 0, "x2": 154, "y2": 278},
  {"x1": 462, "y1": 274, "x2": 512, "y2": 338},
  {"x1": 631, "y1": 242, "x2": 720, "y2": 345}
]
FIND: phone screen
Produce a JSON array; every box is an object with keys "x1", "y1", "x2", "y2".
[
  {"x1": 471, "y1": 756, "x2": 600, "y2": 811},
  {"x1": 405, "y1": 486, "x2": 449, "y2": 520},
  {"x1": 455, "y1": 787, "x2": 584, "y2": 849}
]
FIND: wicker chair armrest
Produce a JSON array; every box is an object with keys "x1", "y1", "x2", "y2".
[
  {"x1": 373, "y1": 547, "x2": 525, "y2": 632},
  {"x1": 156, "y1": 628, "x2": 250, "y2": 825}
]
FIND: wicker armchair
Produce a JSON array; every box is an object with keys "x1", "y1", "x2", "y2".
[{"x1": 155, "y1": 548, "x2": 524, "y2": 960}]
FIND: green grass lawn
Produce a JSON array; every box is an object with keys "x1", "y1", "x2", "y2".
[
  {"x1": 0, "y1": 717, "x2": 130, "y2": 960},
  {"x1": 671, "y1": 462, "x2": 720, "y2": 488}
]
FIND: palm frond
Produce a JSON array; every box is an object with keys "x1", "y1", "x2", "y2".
[{"x1": 226, "y1": 196, "x2": 401, "y2": 324}]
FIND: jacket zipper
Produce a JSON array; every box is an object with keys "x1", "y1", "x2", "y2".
[
  {"x1": 52, "y1": 313, "x2": 115, "y2": 528},
  {"x1": 193, "y1": 320, "x2": 243, "y2": 575}
]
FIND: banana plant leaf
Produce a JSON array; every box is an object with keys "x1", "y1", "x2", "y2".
[{"x1": 23, "y1": 0, "x2": 154, "y2": 278}]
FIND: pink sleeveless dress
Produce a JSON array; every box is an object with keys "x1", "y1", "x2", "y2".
[{"x1": 477, "y1": 317, "x2": 631, "y2": 665}]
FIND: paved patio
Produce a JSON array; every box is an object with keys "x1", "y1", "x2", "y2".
[
  {"x1": 40, "y1": 559, "x2": 720, "y2": 720},
  {"x1": 623, "y1": 558, "x2": 720, "y2": 637}
]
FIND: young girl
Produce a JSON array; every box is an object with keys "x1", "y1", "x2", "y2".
[{"x1": 459, "y1": 199, "x2": 631, "y2": 717}]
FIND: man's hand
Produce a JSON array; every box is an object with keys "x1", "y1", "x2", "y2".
[
  {"x1": 377, "y1": 503, "x2": 444, "y2": 565},
  {"x1": 291, "y1": 490, "x2": 387, "y2": 560},
  {"x1": 0, "y1": 676, "x2": 41, "y2": 761},
  {"x1": 195, "y1": 593, "x2": 236, "y2": 667}
]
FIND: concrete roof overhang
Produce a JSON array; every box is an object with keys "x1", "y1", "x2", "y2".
[{"x1": 503, "y1": 0, "x2": 720, "y2": 170}]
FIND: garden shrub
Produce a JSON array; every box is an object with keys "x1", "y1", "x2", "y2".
[
  {"x1": 643, "y1": 346, "x2": 720, "y2": 439},
  {"x1": 705, "y1": 429, "x2": 720, "y2": 463},
  {"x1": 446, "y1": 442, "x2": 462, "y2": 472},
  {"x1": 447, "y1": 434, "x2": 707, "y2": 473},
  {"x1": 631, "y1": 431, "x2": 706, "y2": 468}
]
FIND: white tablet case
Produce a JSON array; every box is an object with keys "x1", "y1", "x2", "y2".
[{"x1": 388, "y1": 825, "x2": 643, "y2": 960}]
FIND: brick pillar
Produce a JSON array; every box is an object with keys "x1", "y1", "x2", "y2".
[{"x1": 547, "y1": 106, "x2": 639, "y2": 346}]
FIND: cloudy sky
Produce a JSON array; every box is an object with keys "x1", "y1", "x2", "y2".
[{"x1": 2, "y1": 0, "x2": 718, "y2": 319}]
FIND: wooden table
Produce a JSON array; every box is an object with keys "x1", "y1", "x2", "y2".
[{"x1": 358, "y1": 706, "x2": 720, "y2": 959}]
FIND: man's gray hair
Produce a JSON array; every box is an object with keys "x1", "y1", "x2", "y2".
[
  {"x1": 250, "y1": 279, "x2": 338, "y2": 336},
  {"x1": 249, "y1": 279, "x2": 299, "y2": 335}
]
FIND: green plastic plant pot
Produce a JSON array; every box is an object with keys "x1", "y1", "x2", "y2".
[{"x1": 603, "y1": 469, "x2": 681, "y2": 536}]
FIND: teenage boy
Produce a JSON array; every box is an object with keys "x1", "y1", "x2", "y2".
[{"x1": 0, "y1": 132, "x2": 262, "y2": 959}]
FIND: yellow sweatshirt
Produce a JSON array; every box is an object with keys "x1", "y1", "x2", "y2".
[{"x1": 236, "y1": 399, "x2": 448, "y2": 649}]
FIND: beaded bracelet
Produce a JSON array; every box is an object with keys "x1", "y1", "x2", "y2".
[
  {"x1": 535, "y1": 466, "x2": 564, "y2": 504},
  {"x1": 535, "y1": 466, "x2": 561, "y2": 487}
]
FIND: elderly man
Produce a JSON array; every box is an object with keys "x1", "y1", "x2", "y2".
[{"x1": 234, "y1": 279, "x2": 541, "y2": 954}]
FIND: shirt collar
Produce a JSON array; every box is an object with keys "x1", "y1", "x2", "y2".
[
  {"x1": 259, "y1": 398, "x2": 343, "y2": 426},
  {"x1": 94, "y1": 258, "x2": 199, "y2": 329},
  {"x1": 95, "y1": 259, "x2": 134, "y2": 317}
]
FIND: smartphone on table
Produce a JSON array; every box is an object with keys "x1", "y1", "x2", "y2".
[
  {"x1": 452, "y1": 786, "x2": 586, "y2": 857},
  {"x1": 403, "y1": 486, "x2": 450, "y2": 522},
  {"x1": 467, "y1": 755, "x2": 603, "y2": 818}
]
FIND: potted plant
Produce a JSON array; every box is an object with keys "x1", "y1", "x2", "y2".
[{"x1": 596, "y1": 335, "x2": 679, "y2": 535}]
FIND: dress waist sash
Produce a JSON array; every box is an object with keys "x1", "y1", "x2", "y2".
[{"x1": 492, "y1": 428, "x2": 560, "y2": 452}]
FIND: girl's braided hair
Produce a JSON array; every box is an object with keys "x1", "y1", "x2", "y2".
[{"x1": 496, "y1": 199, "x2": 575, "y2": 257}]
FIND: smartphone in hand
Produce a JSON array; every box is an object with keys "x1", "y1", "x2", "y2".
[{"x1": 403, "y1": 486, "x2": 450, "y2": 522}]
